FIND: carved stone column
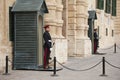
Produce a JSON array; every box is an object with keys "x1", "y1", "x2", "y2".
[
  {"x1": 62, "y1": 0, "x2": 68, "y2": 38},
  {"x1": 115, "y1": 0, "x2": 120, "y2": 43},
  {"x1": 45, "y1": 0, "x2": 57, "y2": 37},
  {"x1": 56, "y1": 0, "x2": 63, "y2": 38},
  {"x1": 76, "y1": 0, "x2": 91, "y2": 56},
  {"x1": 68, "y1": 0, "x2": 77, "y2": 56}
]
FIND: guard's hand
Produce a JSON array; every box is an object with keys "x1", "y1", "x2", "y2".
[{"x1": 50, "y1": 48, "x2": 53, "y2": 51}]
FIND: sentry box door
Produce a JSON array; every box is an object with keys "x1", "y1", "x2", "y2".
[
  {"x1": 14, "y1": 12, "x2": 39, "y2": 69},
  {"x1": 13, "y1": 13, "x2": 44, "y2": 70}
]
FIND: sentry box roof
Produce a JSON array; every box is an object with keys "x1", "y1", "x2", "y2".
[
  {"x1": 12, "y1": 0, "x2": 48, "y2": 13},
  {"x1": 88, "y1": 10, "x2": 97, "y2": 20}
]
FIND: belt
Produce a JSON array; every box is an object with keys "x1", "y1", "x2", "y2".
[{"x1": 48, "y1": 40, "x2": 52, "y2": 42}]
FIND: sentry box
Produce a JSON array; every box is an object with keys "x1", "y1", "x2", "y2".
[{"x1": 11, "y1": 0, "x2": 48, "y2": 69}]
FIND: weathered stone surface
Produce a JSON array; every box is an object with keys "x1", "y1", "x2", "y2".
[
  {"x1": 115, "y1": 0, "x2": 120, "y2": 43},
  {"x1": 0, "y1": 0, "x2": 15, "y2": 73}
]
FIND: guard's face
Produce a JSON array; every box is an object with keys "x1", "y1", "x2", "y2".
[{"x1": 46, "y1": 27, "x2": 50, "y2": 32}]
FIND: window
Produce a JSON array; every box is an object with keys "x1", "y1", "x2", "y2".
[
  {"x1": 9, "y1": 7, "x2": 14, "y2": 41},
  {"x1": 112, "y1": 30, "x2": 114, "y2": 37},
  {"x1": 96, "y1": 0, "x2": 104, "y2": 9},
  {"x1": 112, "y1": 0, "x2": 116, "y2": 16},
  {"x1": 105, "y1": 0, "x2": 111, "y2": 13},
  {"x1": 106, "y1": 28, "x2": 108, "y2": 36}
]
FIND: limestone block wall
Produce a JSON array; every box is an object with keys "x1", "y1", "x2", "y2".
[
  {"x1": 95, "y1": 10, "x2": 115, "y2": 48},
  {"x1": 76, "y1": 0, "x2": 91, "y2": 56},
  {"x1": 68, "y1": 0, "x2": 77, "y2": 56},
  {"x1": 114, "y1": 0, "x2": 120, "y2": 44},
  {"x1": 88, "y1": 0, "x2": 115, "y2": 48},
  {"x1": 62, "y1": 0, "x2": 68, "y2": 38},
  {"x1": 0, "y1": 0, "x2": 15, "y2": 73},
  {"x1": 68, "y1": 0, "x2": 91, "y2": 57},
  {"x1": 88, "y1": 0, "x2": 96, "y2": 10},
  {"x1": 56, "y1": 0, "x2": 63, "y2": 38},
  {"x1": 44, "y1": 0, "x2": 57, "y2": 37}
]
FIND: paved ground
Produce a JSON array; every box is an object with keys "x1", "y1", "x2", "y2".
[{"x1": 0, "y1": 46, "x2": 120, "y2": 80}]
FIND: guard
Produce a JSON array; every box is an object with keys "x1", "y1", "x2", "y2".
[
  {"x1": 43, "y1": 25, "x2": 52, "y2": 69},
  {"x1": 94, "y1": 28, "x2": 99, "y2": 54}
]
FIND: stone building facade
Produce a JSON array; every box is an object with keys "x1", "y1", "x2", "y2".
[
  {"x1": 0, "y1": 0, "x2": 15, "y2": 73},
  {"x1": 115, "y1": 0, "x2": 120, "y2": 43},
  {"x1": 0, "y1": 0, "x2": 118, "y2": 73},
  {"x1": 67, "y1": 0, "x2": 91, "y2": 57},
  {"x1": 89, "y1": 0, "x2": 116, "y2": 48}
]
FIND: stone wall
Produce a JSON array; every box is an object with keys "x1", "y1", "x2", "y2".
[
  {"x1": 0, "y1": 0, "x2": 15, "y2": 73},
  {"x1": 68, "y1": 0, "x2": 91, "y2": 57},
  {"x1": 115, "y1": 0, "x2": 120, "y2": 44},
  {"x1": 68, "y1": 0, "x2": 77, "y2": 56},
  {"x1": 95, "y1": 10, "x2": 115, "y2": 48},
  {"x1": 89, "y1": 0, "x2": 115, "y2": 49},
  {"x1": 76, "y1": 0, "x2": 91, "y2": 56}
]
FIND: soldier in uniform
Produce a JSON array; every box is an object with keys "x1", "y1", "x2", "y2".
[
  {"x1": 94, "y1": 29, "x2": 99, "y2": 54},
  {"x1": 43, "y1": 25, "x2": 52, "y2": 69}
]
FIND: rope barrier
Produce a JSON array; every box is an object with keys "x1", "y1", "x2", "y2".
[
  {"x1": 98, "y1": 43, "x2": 120, "y2": 52},
  {"x1": 116, "y1": 45, "x2": 120, "y2": 50},
  {"x1": 49, "y1": 60, "x2": 54, "y2": 65},
  {"x1": 105, "y1": 60, "x2": 120, "y2": 70},
  {"x1": 56, "y1": 60, "x2": 102, "y2": 72},
  {"x1": 3, "y1": 56, "x2": 9, "y2": 75},
  {"x1": 99, "y1": 45, "x2": 114, "y2": 50}
]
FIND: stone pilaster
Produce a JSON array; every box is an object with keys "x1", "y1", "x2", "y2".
[
  {"x1": 44, "y1": 0, "x2": 57, "y2": 37},
  {"x1": 76, "y1": 0, "x2": 91, "y2": 56},
  {"x1": 56, "y1": 0, "x2": 63, "y2": 38},
  {"x1": 0, "y1": 0, "x2": 15, "y2": 73},
  {"x1": 115, "y1": 0, "x2": 120, "y2": 43},
  {"x1": 62, "y1": 0, "x2": 68, "y2": 38},
  {"x1": 68, "y1": 0, "x2": 77, "y2": 56}
]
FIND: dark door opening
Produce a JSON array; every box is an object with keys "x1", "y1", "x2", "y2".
[
  {"x1": 88, "y1": 19, "x2": 94, "y2": 54},
  {"x1": 9, "y1": 7, "x2": 14, "y2": 69},
  {"x1": 88, "y1": 11, "x2": 97, "y2": 54}
]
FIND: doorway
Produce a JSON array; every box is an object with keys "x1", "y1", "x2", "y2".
[
  {"x1": 88, "y1": 19, "x2": 94, "y2": 54},
  {"x1": 88, "y1": 10, "x2": 97, "y2": 54},
  {"x1": 37, "y1": 15, "x2": 43, "y2": 66}
]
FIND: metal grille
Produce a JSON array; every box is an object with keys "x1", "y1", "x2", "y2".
[{"x1": 14, "y1": 12, "x2": 38, "y2": 69}]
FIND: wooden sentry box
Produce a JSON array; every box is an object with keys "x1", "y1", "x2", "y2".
[{"x1": 11, "y1": 0, "x2": 48, "y2": 69}]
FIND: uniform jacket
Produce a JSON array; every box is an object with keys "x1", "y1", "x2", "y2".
[
  {"x1": 94, "y1": 31, "x2": 98, "y2": 41},
  {"x1": 43, "y1": 31, "x2": 52, "y2": 48}
]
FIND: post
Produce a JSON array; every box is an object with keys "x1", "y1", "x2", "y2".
[
  {"x1": 114, "y1": 43, "x2": 116, "y2": 53},
  {"x1": 100, "y1": 57, "x2": 107, "y2": 76},
  {"x1": 3, "y1": 56, "x2": 9, "y2": 75},
  {"x1": 102, "y1": 57, "x2": 105, "y2": 75},
  {"x1": 53, "y1": 57, "x2": 56, "y2": 75}
]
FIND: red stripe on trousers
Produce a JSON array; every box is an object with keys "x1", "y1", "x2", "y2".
[
  {"x1": 43, "y1": 48, "x2": 48, "y2": 69},
  {"x1": 94, "y1": 41, "x2": 97, "y2": 53}
]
